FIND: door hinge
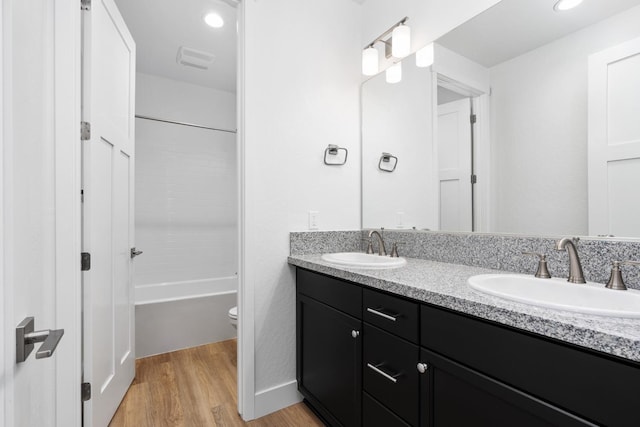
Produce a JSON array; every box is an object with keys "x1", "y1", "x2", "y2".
[
  {"x1": 81, "y1": 252, "x2": 91, "y2": 271},
  {"x1": 81, "y1": 0, "x2": 91, "y2": 11},
  {"x1": 81, "y1": 189, "x2": 84, "y2": 203},
  {"x1": 81, "y1": 382, "x2": 91, "y2": 401},
  {"x1": 471, "y1": 174, "x2": 477, "y2": 184},
  {"x1": 470, "y1": 114, "x2": 477, "y2": 124},
  {"x1": 81, "y1": 121, "x2": 91, "y2": 140}
]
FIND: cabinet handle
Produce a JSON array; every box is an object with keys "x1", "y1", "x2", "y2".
[
  {"x1": 366, "y1": 307, "x2": 398, "y2": 322},
  {"x1": 367, "y1": 363, "x2": 398, "y2": 383},
  {"x1": 417, "y1": 362, "x2": 429, "y2": 374},
  {"x1": 351, "y1": 330, "x2": 360, "y2": 338}
]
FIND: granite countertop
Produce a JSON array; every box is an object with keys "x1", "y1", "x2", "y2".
[{"x1": 288, "y1": 254, "x2": 640, "y2": 363}]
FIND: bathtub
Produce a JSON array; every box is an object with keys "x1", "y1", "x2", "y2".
[{"x1": 134, "y1": 276, "x2": 238, "y2": 358}]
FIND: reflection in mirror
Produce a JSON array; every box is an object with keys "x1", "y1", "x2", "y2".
[
  {"x1": 362, "y1": 54, "x2": 434, "y2": 230},
  {"x1": 361, "y1": 0, "x2": 640, "y2": 237}
]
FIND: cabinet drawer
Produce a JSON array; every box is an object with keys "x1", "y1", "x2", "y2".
[
  {"x1": 297, "y1": 268, "x2": 362, "y2": 318},
  {"x1": 363, "y1": 288, "x2": 419, "y2": 343},
  {"x1": 363, "y1": 392, "x2": 411, "y2": 427},
  {"x1": 363, "y1": 324, "x2": 419, "y2": 426}
]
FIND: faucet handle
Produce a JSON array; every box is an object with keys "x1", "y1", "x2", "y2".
[
  {"x1": 362, "y1": 238, "x2": 374, "y2": 254},
  {"x1": 606, "y1": 260, "x2": 640, "y2": 291},
  {"x1": 521, "y1": 252, "x2": 551, "y2": 279},
  {"x1": 390, "y1": 242, "x2": 404, "y2": 258}
]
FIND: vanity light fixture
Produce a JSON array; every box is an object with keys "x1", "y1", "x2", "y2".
[
  {"x1": 362, "y1": 46, "x2": 379, "y2": 76},
  {"x1": 416, "y1": 43, "x2": 434, "y2": 68},
  {"x1": 553, "y1": 0, "x2": 584, "y2": 11},
  {"x1": 386, "y1": 62, "x2": 402, "y2": 84},
  {"x1": 361, "y1": 17, "x2": 410, "y2": 76},
  {"x1": 204, "y1": 12, "x2": 224, "y2": 28},
  {"x1": 391, "y1": 23, "x2": 411, "y2": 58}
]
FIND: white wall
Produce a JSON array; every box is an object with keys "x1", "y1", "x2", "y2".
[
  {"x1": 240, "y1": 0, "x2": 505, "y2": 419},
  {"x1": 362, "y1": 58, "x2": 435, "y2": 230},
  {"x1": 490, "y1": 5, "x2": 640, "y2": 235},
  {"x1": 242, "y1": 0, "x2": 362, "y2": 417},
  {"x1": 136, "y1": 72, "x2": 236, "y2": 131}
]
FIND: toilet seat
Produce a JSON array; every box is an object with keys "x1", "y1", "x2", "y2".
[{"x1": 228, "y1": 306, "x2": 237, "y2": 320}]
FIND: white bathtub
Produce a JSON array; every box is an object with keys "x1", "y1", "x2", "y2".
[
  {"x1": 135, "y1": 276, "x2": 237, "y2": 305},
  {"x1": 134, "y1": 276, "x2": 238, "y2": 357}
]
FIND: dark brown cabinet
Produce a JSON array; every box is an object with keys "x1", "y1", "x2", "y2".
[{"x1": 296, "y1": 267, "x2": 640, "y2": 427}]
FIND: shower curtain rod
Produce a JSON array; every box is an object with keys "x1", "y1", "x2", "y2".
[{"x1": 135, "y1": 114, "x2": 237, "y2": 134}]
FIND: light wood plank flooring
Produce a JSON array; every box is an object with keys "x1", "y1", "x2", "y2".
[{"x1": 109, "y1": 339, "x2": 324, "y2": 427}]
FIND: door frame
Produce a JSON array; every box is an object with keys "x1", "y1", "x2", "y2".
[{"x1": 1, "y1": 0, "x2": 82, "y2": 425}]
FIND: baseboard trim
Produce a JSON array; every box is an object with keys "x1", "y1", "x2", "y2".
[{"x1": 254, "y1": 380, "x2": 302, "y2": 419}]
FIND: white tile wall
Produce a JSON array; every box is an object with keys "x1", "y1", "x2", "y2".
[{"x1": 134, "y1": 117, "x2": 238, "y2": 287}]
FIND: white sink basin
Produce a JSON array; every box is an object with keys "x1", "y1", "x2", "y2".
[
  {"x1": 468, "y1": 274, "x2": 640, "y2": 318},
  {"x1": 321, "y1": 252, "x2": 407, "y2": 269}
]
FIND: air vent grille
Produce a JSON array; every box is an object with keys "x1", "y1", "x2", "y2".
[{"x1": 176, "y1": 46, "x2": 215, "y2": 70}]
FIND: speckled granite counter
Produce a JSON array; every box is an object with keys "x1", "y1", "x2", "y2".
[{"x1": 288, "y1": 254, "x2": 640, "y2": 363}]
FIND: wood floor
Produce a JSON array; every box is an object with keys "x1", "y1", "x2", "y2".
[{"x1": 109, "y1": 339, "x2": 324, "y2": 427}]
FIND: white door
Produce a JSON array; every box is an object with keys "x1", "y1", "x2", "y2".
[
  {"x1": 588, "y1": 37, "x2": 640, "y2": 237},
  {"x1": 437, "y1": 98, "x2": 472, "y2": 231},
  {"x1": 2, "y1": 0, "x2": 81, "y2": 426},
  {"x1": 81, "y1": 0, "x2": 136, "y2": 425}
]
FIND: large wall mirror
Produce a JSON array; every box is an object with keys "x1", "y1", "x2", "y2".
[{"x1": 361, "y1": 0, "x2": 640, "y2": 238}]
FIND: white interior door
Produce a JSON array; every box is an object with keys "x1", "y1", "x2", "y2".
[
  {"x1": 588, "y1": 36, "x2": 640, "y2": 237},
  {"x1": 2, "y1": 0, "x2": 81, "y2": 426},
  {"x1": 81, "y1": 0, "x2": 136, "y2": 425},
  {"x1": 437, "y1": 98, "x2": 472, "y2": 231}
]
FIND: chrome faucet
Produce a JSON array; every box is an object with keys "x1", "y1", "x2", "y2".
[
  {"x1": 555, "y1": 238, "x2": 586, "y2": 284},
  {"x1": 368, "y1": 229, "x2": 387, "y2": 256}
]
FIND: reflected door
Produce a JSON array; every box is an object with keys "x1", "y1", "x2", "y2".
[
  {"x1": 438, "y1": 98, "x2": 472, "y2": 232},
  {"x1": 588, "y1": 36, "x2": 640, "y2": 237}
]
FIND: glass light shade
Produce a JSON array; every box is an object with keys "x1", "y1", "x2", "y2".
[
  {"x1": 391, "y1": 24, "x2": 411, "y2": 58},
  {"x1": 416, "y1": 43, "x2": 434, "y2": 68},
  {"x1": 362, "y1": 47, "x2": 379, "y2": 76},
  {"x1": 204, "y1": 12, "x2": 224, "y2": 28},
  {"x1": 386, "y1": 62, "x2": 402, "y2": 84},
  {"x1": 553, "y1": 0, "x2": 583, "y2": 11}
]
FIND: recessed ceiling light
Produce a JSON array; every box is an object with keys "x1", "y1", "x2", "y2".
[
  {"x1": 204, "y1": 12, "x2": 224, "y2": 28},
  {"x1": 553, "y1": 0, "x2": 584, "y2": 11}
]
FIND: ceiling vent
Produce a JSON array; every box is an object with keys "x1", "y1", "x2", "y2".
[{"x1": 176, "y1": 46, "x2": 215, "y2": 70}]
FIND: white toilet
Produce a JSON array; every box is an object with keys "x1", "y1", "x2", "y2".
[{"x1": 228, "y1": 306, "x2": 238, "y2": 329}]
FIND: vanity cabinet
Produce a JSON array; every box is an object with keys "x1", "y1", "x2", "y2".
[
  {"x1": 296, "y1": 269, "x2": 362, "y2": 427},
  {"x1": 296, "y1": 267, "x2": 640, "y2": 427}
]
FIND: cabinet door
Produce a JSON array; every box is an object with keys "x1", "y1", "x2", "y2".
[
  {"x1": 297, "y1": 294, "x2": 362, "y2": 427},
  {"x1": 419, "y1": 349, "x2": 594, "y2": 427}
]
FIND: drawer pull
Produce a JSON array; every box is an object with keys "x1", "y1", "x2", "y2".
[
  {"x1": 366, "y1": 307, "x2": 398, "y2": 322},
  {"x1": 367, "y1": 363, "x2": 398, "y2": 383}
]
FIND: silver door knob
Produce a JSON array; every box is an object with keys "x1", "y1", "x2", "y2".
[
  {"x1": 417, "y1": 362, "x2": 429, "y2": 374},
  {"x1": 16, "y1": 317, "x2": 64, "y2": 363},
  {"x1": 351, "y1": 330, "x2": 360, "y2": 338},
  {"x1": 130, "y1": 247, "x2": 143, "y2": 258}
]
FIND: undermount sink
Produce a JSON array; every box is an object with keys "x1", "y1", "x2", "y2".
[
  {"x1": 321, "y1": 252, "x2": 407, "y2": 269},
  {"x1": 468, "y1": 274, "x2": 640, "y2": 318}
]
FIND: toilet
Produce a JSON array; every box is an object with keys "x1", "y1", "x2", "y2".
[{"x1": 228, "y1": 306, "x2": 238, "y2": 329}]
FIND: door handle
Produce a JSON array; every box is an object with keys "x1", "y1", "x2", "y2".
[
  {"x1": 130, "y1": 247, "x2": 143, "y2": 258},
  {"x1": 16, "y1": 317, "x2": 65, "y2": 363}
]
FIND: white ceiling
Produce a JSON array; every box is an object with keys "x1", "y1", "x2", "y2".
[
  {"x1": 114, "y1": 0, "x2": 237, "y2": 93},
  {"x1": 437, "y1": 0, "x2": 640, "y2": 68}
]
